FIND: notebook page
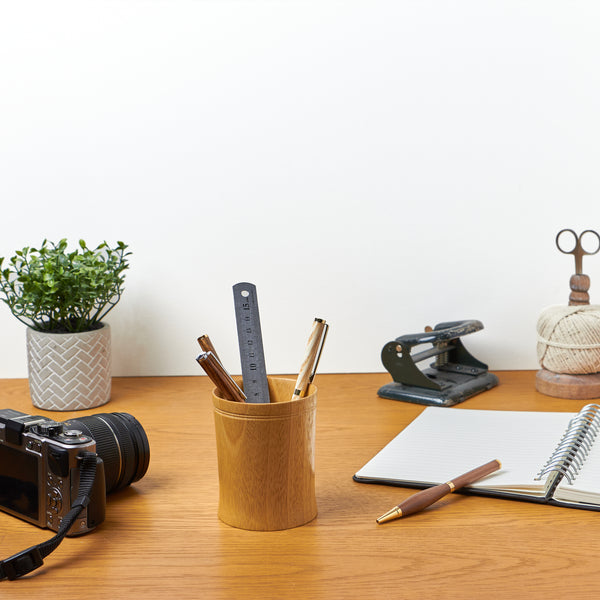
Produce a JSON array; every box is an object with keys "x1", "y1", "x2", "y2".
[{"x1": 354, "y1": 407, "x2": 575, "y2": 496}]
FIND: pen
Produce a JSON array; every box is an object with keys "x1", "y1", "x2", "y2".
[
  {"x1": 197, "y1": 334, "x2": 221, "y2": 363},
  {"x1": 196, "y1": 351, "x2": 247, "y2": 403},
  {"x1": 291, "y1": 318, "x2": 329, "y2": 401},
  {"x1": 376, "y1": 459, "x2": 501, "y2": 524}
]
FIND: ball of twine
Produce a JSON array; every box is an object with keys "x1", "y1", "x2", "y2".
[{"x1": 537, "y1": 305, "x2": 600, "y2": 374}]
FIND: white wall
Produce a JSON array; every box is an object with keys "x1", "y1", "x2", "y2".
[{"x1": 1, "y1": 1, "x2": 599, "y2": 378}]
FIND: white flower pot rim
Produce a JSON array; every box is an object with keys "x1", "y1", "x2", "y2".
[{"x1": 29, "y1": 322, "x2": 109, "y2": 336}]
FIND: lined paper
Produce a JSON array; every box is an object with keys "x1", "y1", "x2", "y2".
[{"x1": 354, "y1": 408, "x2": 576, "y2": 497}]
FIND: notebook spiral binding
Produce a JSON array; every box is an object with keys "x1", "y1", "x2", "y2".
[{"x1": 535, "y1": 404, "x2": 600, "y2": 485}]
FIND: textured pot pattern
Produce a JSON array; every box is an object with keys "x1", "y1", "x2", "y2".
[{"x1": 26, "y1": 324, "x2": 111, "y2": 411}]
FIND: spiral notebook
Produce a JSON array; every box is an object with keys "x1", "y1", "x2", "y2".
[{"x1": 353, "y1": 405, "x2": 600, "y2": 510}]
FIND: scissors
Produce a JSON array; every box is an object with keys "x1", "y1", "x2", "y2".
[{"x1": 555, "y1": 229, "x2": 600, "y2": 274}]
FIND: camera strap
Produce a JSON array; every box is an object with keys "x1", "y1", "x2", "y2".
[{"x1": 0, "y1": 451, "x2": 97, "y2": 581}]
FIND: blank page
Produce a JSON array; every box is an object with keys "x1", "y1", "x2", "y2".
[{"x1": 354, "y1": 407, "x2": 575, "y2": 496}]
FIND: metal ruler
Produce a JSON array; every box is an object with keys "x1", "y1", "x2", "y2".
[{"x1": 232, "y1": 282, "x2": 271, "y2": 403}]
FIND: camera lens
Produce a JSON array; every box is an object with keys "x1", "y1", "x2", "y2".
[{"x1": 64, "y1": 413, "x2": 150, "y2": 494}]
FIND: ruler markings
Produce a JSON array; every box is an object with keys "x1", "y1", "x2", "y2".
[{"x1": 232, "y1": 282, "x2": 270, "y2": 403}]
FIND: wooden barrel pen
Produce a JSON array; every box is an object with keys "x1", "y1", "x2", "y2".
[
  {"x1": 376, "y1": 459, "x2": 501, "y2": 524},
  {"x1": 196, "y1": 351, "x2": 246, "y2": 403},
  {"x1": 197, "y1": 334, "x2": 221, "y2": 363}
]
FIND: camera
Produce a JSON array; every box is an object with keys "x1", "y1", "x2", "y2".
[{"x1": 0, "y1": 408, "x2": 149, "y2": 536}]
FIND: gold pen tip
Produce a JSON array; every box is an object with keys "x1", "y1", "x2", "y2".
[{"x1": 376, "y1": 507, "x2": 403, "y2": 524}]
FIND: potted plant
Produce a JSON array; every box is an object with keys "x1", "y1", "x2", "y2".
[{"x1": 0, "y1": 238, "x2": 131, "y2": 411}]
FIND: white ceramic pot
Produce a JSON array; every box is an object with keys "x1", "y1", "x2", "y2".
[{"x1": 26, "y1": 323, "x2": 111, "y2": 411}]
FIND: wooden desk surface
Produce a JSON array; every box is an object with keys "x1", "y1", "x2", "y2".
[{"x1": 0, "y1": 371, "x2": 599, "y2": 598}]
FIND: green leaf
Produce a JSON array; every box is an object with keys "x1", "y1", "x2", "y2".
[{"x1": 0, "y1": 238, "x2": 131, "y2": 332}]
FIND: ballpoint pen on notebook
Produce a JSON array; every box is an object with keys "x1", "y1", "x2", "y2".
[
  {"x1": 291, "y1": 318, "x2": 329, "y2": 402},
  {"x1": 376, "y1": 459, "x2": 501, "y2": 524},
  {"x1": 196, "y1": 351, "x2": 247, "y2": 403}
]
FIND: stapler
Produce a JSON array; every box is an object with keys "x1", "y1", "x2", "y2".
[{"x1": 378, "y1": 319, "x2": 499, "y2": 407}]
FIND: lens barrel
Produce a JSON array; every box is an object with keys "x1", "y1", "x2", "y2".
[{"x1": 64, "y1": 413, "x2": 150, "y2": 494}]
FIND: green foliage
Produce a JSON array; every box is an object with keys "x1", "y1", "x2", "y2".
[{"x1": 0, "y1": 239, "x2": 131, "y2": 333}]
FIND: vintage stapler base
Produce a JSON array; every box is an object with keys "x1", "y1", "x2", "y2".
[
  {"x1": 378, "y1": 320, "x2": 499, "y2": 407},
  {"x1": 378, "y1": 369, "x2": 499, "y2": 407}
]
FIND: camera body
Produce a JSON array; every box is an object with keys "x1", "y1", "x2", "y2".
[{"x1": 0, "y1": 408, "x2": 106, "y2": 536}]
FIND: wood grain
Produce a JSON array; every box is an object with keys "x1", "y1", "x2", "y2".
[
  {"x1": 0, "y1": 372, "x2": 599, "y2": 599},
  {"x1": 213, "y1": 377, "x2": 317, "y2": 530},
  {"x1": 569, "y1": 273, "x2": 591, "y2": 305},
  {"x1": 536, "y1": 367, "x2": 600, "y2": 399}
]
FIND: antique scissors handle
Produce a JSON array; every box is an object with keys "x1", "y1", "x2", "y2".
[{"x1": 555, "y1": 229, "x2": 600, "y2": 274}]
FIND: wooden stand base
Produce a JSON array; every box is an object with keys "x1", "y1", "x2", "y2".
[{"x1": 536, "y1": 368, "x2": 600, "y2": 399}]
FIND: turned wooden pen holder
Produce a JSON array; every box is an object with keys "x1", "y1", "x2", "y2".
[{"x1": 212, "y1": 377, "x2": 318, "y2": 531}]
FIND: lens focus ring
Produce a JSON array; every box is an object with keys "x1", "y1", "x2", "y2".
[{"x1": 65, "y1": 412, "x2": 149, "y2": 494}]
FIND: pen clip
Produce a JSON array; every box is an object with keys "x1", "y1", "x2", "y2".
[{"x1": 308, "y1": 322, "x2": 329, "y2": 386}]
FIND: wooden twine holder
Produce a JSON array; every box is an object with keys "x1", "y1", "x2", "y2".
[
  {"x1": 536, "y1": 230, "x2": 600, "y2": 399},
  {"x1": 212, "y1": 377, "x2": 318, "y2": 530}
]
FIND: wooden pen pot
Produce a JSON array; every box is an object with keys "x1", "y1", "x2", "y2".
[{"x1": 213, "y1": 377, "x2": 317, "y2": 531}]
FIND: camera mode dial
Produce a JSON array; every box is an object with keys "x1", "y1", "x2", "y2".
[{"x1": 36, "y1": 421, "x2": 63, "y2": 437}]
